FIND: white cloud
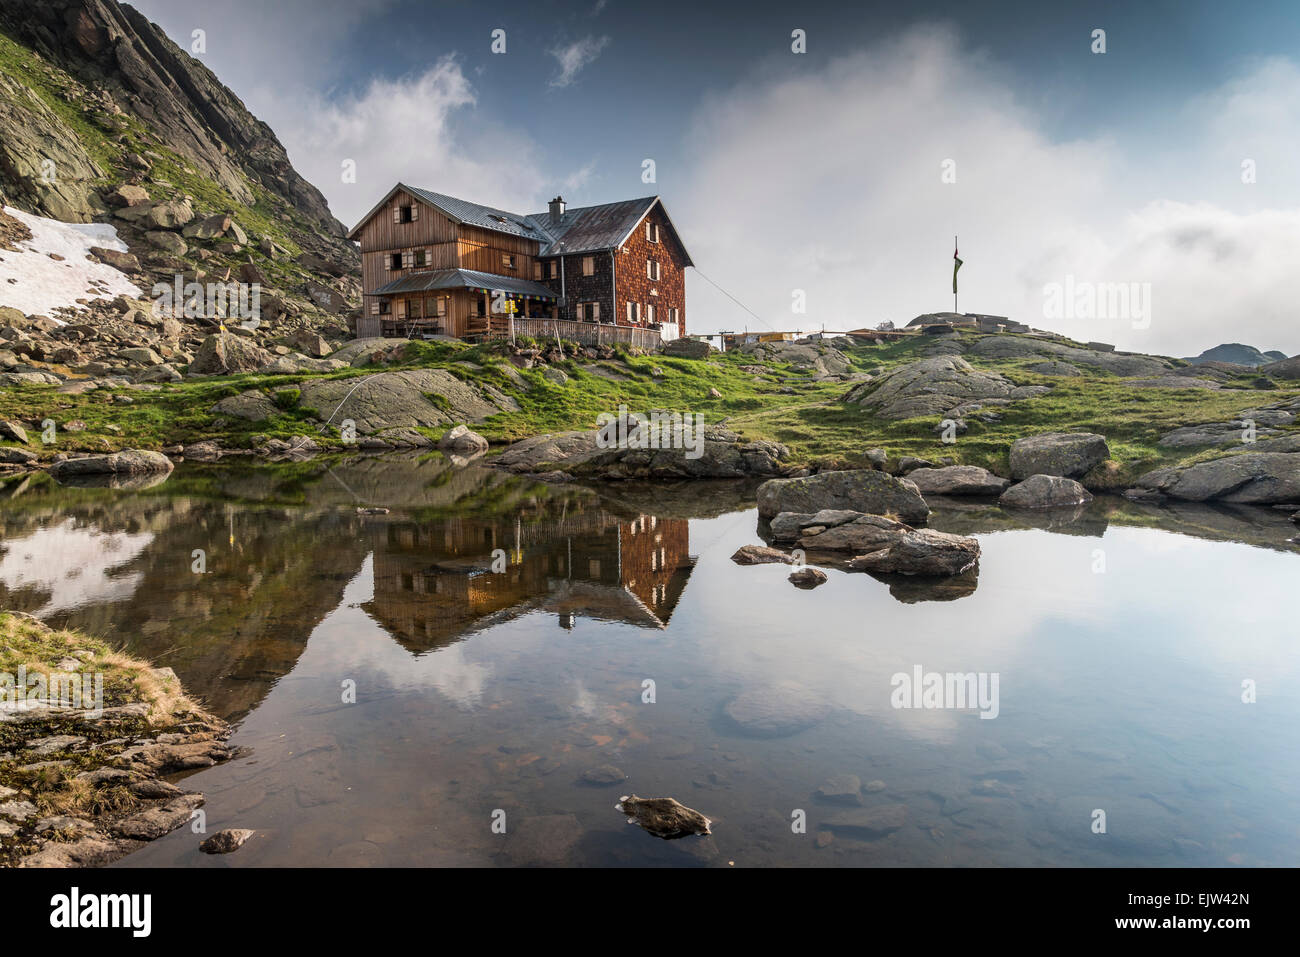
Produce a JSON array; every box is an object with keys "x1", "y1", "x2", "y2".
[
  {"x1": 678, "y1": 24, "x2": 1300, "y2": 356},
  {"x1": 273, "y1": 57, "x2": 549, "y2": 227},
  {"x1": 548, "y1": 35, "x2": 610, "y2": 88}
]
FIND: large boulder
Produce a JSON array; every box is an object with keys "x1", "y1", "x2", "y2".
[
  {"x1": 296, "y1": 369, "x2": 517, "y2": 435},
  {"x1": 853, "y1": 530, "x2": 982, "y2": 576},
  {"x1": 843, "y1": 355, "x2": 1017, "y2": 420},
  {"x1": 999, "y1": 474, "x2": 1094, "y2": 508},
  {"x1": 188, "y1": 333, "x2": 274, "y2": 376},
  {"x1": 1135, "y1": 452, "x2": 1300, "y2": 504},
  {"x1": 757, "y1": 469, "x2": 929, "y2": 524},
  {"x1": 211, "y1": 390, "x2": 278, "y2": 422},
  {"x1": 438, "y1": 424, "x2": 488, "y2": 454},
  {"x1": 495, "y1": 430, "x2": 601, "y2": 472},
  {"x1": 49, "y1": 450, "x2": 174, "y2": 478},
  {"x1": 905, "y1": 465, "x2": 1009, "y2": 496},
  {"x1": 663, "y1": 338, "x2": 713, "y2": 359},
  {"x1": 1008, "y1": 432, "x2": 1110, "y2": 479}
]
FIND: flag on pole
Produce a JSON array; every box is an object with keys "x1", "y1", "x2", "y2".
[{"x1": 952, "y1": 237, "x2": 963, "y2": 294}]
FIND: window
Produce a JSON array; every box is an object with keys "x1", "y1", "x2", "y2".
[
  {"x1": 413, "y1": 249, "x2": 428, "y2": 268},
  {"x1": 406, "y1": 298, "x2": 421, "y2": 319},
  {"x1": 379, "y1": 300, "x2": 391, "y2": 315},
  {"x1": 578, "y1": 302, "x2": 601, "y2": 322},
  {"x1": 388, "y1": 252, "x2": 402, "y2": 271},
  {"x1": 646, "y1": 221, "x2": 659, "y2": 243},
  {"x1": 646, "y1": 304, "x2": 655, "y2": 324},
  {"x1": 502, "y1": 253, "x2": 516, "y2": 269},
  {"x1": 395, "y1": 204, "x2": 417, "y2": 224},
  {"x1": 627, "y1": 301, "x2": 641, "y2": 322},
  {"x1": 582, "y1": 256, "x2": 594, "y2": 276},
  {"x1": 669, "y1": 307, "x2": 679, "y2": 324},
  {"x1": 646, "y1": 259, "x2": 660, "y2": 280}
]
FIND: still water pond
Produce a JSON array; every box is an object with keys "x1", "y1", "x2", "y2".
[{"x1": 1, "y1": 456, "x2": 1298, "y2": 866}]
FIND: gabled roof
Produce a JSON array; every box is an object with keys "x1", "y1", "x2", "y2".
[
  {"x1": 370, "y1": 268, "x2": 558, "y2": 300},
  {"x1": 349, "y1": 184, "x2": 693, "y2": 264}
]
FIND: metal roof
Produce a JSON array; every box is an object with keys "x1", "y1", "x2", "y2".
[
  {"x1": 370, "y1": 268, "x2": 558, "y2": 299},
  {"x1": 405, "y1": 186, "x2": 549, "y2": 242},
  {"x1": 527, "y1": 197, "x2": 656, "y2": 255},
  {"x1": 349, "y1": 184, "x2": 692, "y2": 264}
]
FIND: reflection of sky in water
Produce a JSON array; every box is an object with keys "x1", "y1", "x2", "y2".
[
  {"x1": 0, "y1": 518, "x2": 152, "y2": 616},
  {"x1": 106, "y1": 500, "x2": 1299, "y2": 868}
]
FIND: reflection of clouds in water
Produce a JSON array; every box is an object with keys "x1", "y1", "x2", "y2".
[
  {"x1": 678, "y1": 516, "x2": 1300, "y2": 746},
  {"x1": 426, "y1": 644, "x2": 493, "y2": 709},
  {"x1": 570, "y1": 678, "x2": 625, "y2": 726},
  {"x1": 0, "y1": 518, "x2": 152, "y2": 615}
]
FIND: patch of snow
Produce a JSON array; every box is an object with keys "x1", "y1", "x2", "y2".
[{"x1": 0, "y1": 206, "x2": 141, "y2": 323}]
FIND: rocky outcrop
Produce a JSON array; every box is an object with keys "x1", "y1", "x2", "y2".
[
  {"x1": 1009, "y1": 432, "x2": 1110, "y2": 479},
  {"x1": 965, "y1": 335, "x2": 1173, "y2": 377},
  {"x1": 757, "y1": 469, "x2": 929, "y2": 524},
  {"x1": 187, "y1": 333, "x2": 274, "y2": 376},
  {"x1": 0, "y1": 72, "x2": 103, "y2": 221},
  {"x1": 905, "y1": 465, "x2": 1009, "y2": 496},
  {"x1": 49, "y1": 449, "x2": 173, "y2": 478},
  {"x1": 999, "y1": 474, "x2": 1094, "y2": 508},
  {"x1": 1135, "y1": 452, "x2": 1300, "y2": 504},
  {"x1": 570, "y1": 425, "x2": 788, "y2": 480},
  {"x1": 1260, "y1": 356, "x2": 1300, "y2": 380},
  {"x1": 842, "y1": 355, "x2": 1021, "y2": 420},
  {"x1": 297, "y1": 369, "x2": 518, "y2": 436}
]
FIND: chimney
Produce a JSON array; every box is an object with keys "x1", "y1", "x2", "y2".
[{"x1": 548, "y1": 195, "x2": 566, "y2": 220}]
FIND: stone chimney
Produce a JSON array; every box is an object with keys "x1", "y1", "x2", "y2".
[{"x1": 548, "y1": 195, "x2": 566, "y2": 220}]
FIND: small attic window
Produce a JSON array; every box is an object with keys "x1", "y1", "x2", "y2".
[{"x1": 398, "y1": 205, "x2": 414, "y2": 223}]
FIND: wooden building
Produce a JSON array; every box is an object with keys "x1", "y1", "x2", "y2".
[{"x1": 348, "y1": 185, "x2": 693, "y2": 342}]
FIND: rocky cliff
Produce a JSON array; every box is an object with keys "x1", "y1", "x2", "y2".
[{"x1": 0, "y1": 0, "x2": 359, "y2": 344}]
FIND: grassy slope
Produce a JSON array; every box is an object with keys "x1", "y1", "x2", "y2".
[{"x1": 2, "y1": 333, "x2": 1296, "y2": 480}]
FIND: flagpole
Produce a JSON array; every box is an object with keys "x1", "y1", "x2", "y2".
[{"x1": 954, "y1": 234, "x2": 958, "y2": 314}]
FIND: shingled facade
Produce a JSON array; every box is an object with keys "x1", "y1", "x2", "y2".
[{"x1": 349, "y1": 185, "x2": 692, "y2": 341}]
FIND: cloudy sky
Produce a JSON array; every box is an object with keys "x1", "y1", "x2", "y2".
[{"x1": 131, "y1": 0, "x2": 1300, "y2": 356}]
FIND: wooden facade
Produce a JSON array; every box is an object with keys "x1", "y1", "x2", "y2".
[{"x1": 349, "y1": 185, "x2": 691, "y2": 344}]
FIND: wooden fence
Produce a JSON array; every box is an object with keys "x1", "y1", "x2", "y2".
[{"x1": 494, "y1": 318, "x2": 664, "y2": 351}]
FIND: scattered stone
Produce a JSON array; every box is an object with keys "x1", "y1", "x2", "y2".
[
  {"x1": 199, "y1": 828, "x2": 255, "y2": 854},
  {"x1": 789, "y1": 567, "x2": 828, "y2": 589},
  {"x1": 616, "y1": 795, "x2": 712, "y2": 839},
  {"x1": 730, "y1": 544, "x2": 795, "y2": 565},
  {"x1": 816, "y1": 774, "x2": 863, "y2": 805},
  {"x1": 438, "y1": 424, "x2": 489, "y2": 455}
]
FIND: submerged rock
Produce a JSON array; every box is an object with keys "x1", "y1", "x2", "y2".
[
  {"x1": 616, "y1": 795, "x2": 712, "y2": 839},
  {"x1": 821, "y1": 803, "x2": 907, "y2": 839},
  {"x1": 723, "y1": 681, "x2": 830, "y2": 738}
]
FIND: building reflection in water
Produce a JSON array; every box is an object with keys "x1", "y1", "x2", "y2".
[{"x1": 363, "y1": 507, "x2": 696, "y2": 653}]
